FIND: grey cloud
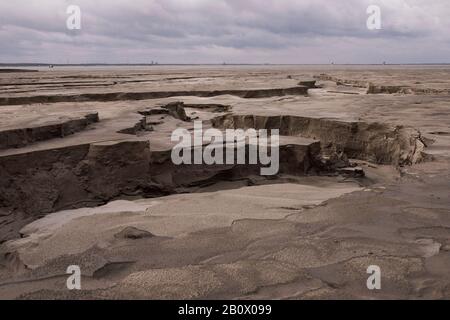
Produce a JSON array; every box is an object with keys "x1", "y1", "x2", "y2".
[{"x1": 0, "y1": 0, "x2": 449, "y2": 63}]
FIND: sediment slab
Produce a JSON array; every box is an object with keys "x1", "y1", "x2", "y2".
[
  {"x1": 0, "y1": 134, "x2": 321, "y2": 242},
  {"x1": 212, "y1": 114, "x2": 426, "y2": 165},
  {"x1": 0, "y1": 86, "x2": 308, "y2": 106},
  {"x1": 0, "y1": 113, "x2": 99, "y2": 149}
]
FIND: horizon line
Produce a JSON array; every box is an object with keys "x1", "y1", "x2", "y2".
[{"x1": 2, "y1": 62, "x2": 450, "y2": 67}]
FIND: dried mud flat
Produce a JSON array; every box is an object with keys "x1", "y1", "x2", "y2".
[{"x1": 0, "y1": 65, "x2": 449, "y2": 299}]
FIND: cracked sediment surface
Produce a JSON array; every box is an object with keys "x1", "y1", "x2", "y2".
[
  {"x1": 0, "y1": 136, "x2": 320, "y2": 220},
  {"x1": 314, "y1": 70, "x2": 450, "y2": 95},
  {"x1": 0, "y1": 66, "x2": 450, "y2": 299}
]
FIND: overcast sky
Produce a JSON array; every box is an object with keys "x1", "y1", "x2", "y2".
[{"x1": 1, "y1": 0, "x2": 449, "y2": 64}]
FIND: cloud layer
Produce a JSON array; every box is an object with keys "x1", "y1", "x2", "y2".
[{"x1": 1, "y1": 0, "x2": 449, "y2": 63}]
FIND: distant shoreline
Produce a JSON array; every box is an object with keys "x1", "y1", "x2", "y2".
[
  {"x1": 0, "y1": 68, "x2": 39, "y2": 73},
  {"x1": 1, "y1": 63, "x2": 450, "y2": 67}
]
